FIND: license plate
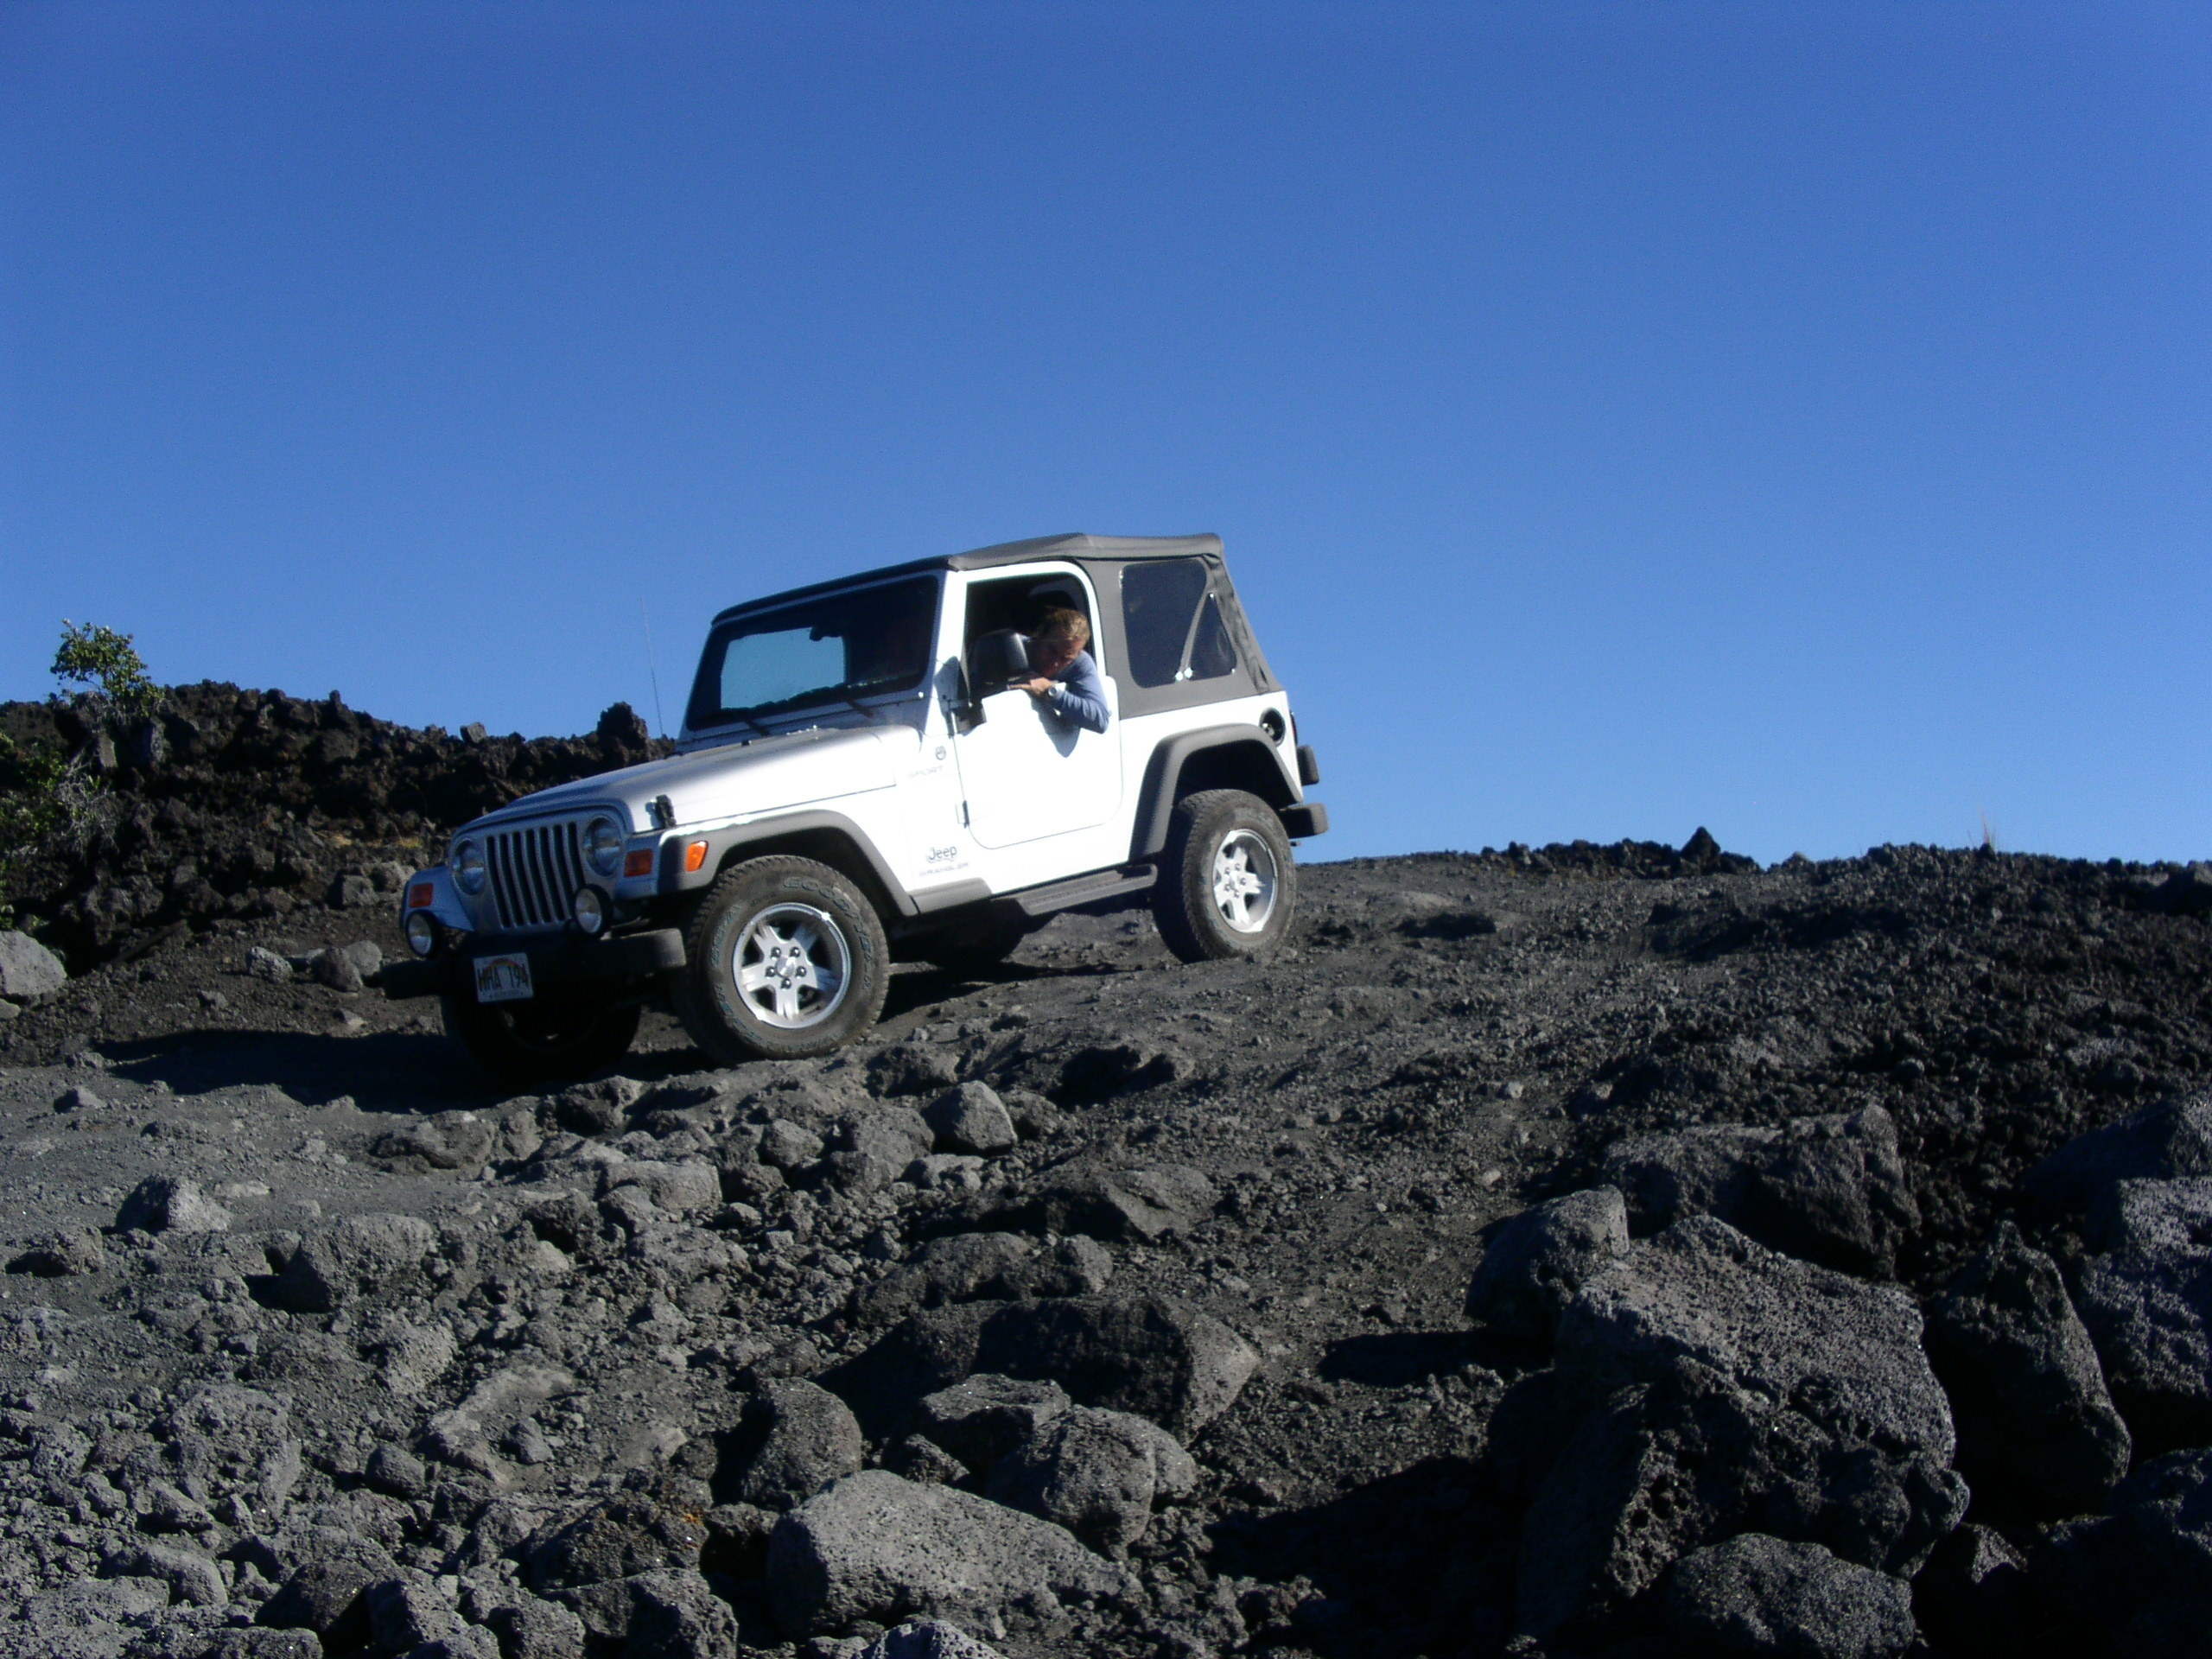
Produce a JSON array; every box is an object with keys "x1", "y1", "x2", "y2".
[{"x1": 473, "y1": 953, "x2": 535, "y2": 1003}]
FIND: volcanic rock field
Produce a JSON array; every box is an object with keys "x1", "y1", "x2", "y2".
[{"x1": 0, "y1": 686, "x2": 2209, "y2": 1659}]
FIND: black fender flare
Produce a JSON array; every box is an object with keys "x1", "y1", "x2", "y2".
[
  {"x1": 1129, "y1": 724, "x2": 1303, "y2": 861},
  {"x1": 662, "y1": 810, "x2": 921, "y2": 919}
]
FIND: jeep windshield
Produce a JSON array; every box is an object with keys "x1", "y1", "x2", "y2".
[{"x1": 686, "y1": 575, "x2": 941, "y2": 732}]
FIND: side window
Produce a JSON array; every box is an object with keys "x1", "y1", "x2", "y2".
[
  {"x1": 963, "y1": 574, "x2": 1094, "y2": 654},
  {"x1": 1121, "y1": 560, "x2": 1211, "y2": 687},
  {"x1": 1121, "y1": 559, "x2": 1237, "y2": 687}
]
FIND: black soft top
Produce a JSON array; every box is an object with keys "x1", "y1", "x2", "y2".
[{"x1": 709, "y1": 534, "x2": 1225, "y2": 624}]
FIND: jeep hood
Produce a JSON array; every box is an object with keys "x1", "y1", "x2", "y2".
[{"x1": 463, "y1": 724, "x2": 904, "y2": 836}]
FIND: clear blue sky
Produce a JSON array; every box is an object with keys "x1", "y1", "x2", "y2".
[{"x1": 3, "y1": 3, "x2": 2208, "y2": 865}]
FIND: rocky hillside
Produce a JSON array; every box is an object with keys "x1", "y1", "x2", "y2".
[
  {"x1": 0, "y1": 683, "x2": 669, "y2": 971},
  {"x1": 0, "y1": 687, "x2": 2208, "y2": 1659}
]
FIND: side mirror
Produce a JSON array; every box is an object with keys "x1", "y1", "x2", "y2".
[
  {"x1": 967, "y1": 630, "x2": 1032, "y2": 696},
  {"x1": 945, "y1": 658, "x2": 983, "y2": 732}
]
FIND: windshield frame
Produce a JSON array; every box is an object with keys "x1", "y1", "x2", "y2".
[{"x1": 683, "y1": 572, "x2": 944, "y2": 738}]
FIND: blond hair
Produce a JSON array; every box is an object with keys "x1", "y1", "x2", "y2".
[{"x1": 1036, "y1": 607, "x2": 1090, "y2": 647}]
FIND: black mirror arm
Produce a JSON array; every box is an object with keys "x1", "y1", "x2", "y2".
[{"x1": 946, "y1": 660, "x2": 983, "y2": 732}]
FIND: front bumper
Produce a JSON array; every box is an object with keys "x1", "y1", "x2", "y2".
[{"x1": 379, "y1": 928, "x2": 688, "y2": 1002}]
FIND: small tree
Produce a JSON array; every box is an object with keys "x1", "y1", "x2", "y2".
[{"x1": 52, "y1": 621, "x2": 157, "y2": 718}]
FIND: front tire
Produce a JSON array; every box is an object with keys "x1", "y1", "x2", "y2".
[
  {"x1": 674, "y1": 855, "x2": 891, "y2": 1064},
  {"x1": 1154, "y1": 789, "x2": 1298, "y2": 963},
  {"x1": 442, "y1": 994, "x2": 642, "y2": 1089}
]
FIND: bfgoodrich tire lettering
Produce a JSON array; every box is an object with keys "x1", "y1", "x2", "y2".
[
  {"x1": 1154, "y1": 788, "x2": 1298, "y2": 963},
  {"x1": 675, "y1": 855, "x2": 891, "y2": 1063}
]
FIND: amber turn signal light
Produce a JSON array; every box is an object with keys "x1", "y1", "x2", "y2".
[
  {"x1": 407, "y1": 883, "x2": 435, "y2": 909},
  {"x1": 684, "y1": 841, "x2": 708, "y2": 872},
  {"x1": 623, "y1": 849, "x2": 655, "y2": 878}
]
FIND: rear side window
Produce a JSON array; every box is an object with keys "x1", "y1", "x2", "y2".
[{"x1": 1122, "y1": 559, "x2": 1238, "y2": 688}]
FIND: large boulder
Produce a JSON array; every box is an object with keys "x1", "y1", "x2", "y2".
[
  {"x1": 852, "y1": 1235, "x2": 1034, "y2": 1328},
  {"x1": 861, "y1": 1621, "x2": 1007, "y2": 1659},
  {"x1": 983, "y1": 1405, "x2": 1198, "y2": 1549},
  {"x1": 272, "y1": 1214, "x2": 438, "y2": 1312},
  {"x1": 1911, "y1": 1524, "x2": 2032, "y2": 1659},
  {"x1": 823, "y1": 1294, "x2": 1256, "y2": 1442},
  {"x1": 2031, "y1": 1447, "x2": 2212, "y2": 1654},
  {"x1": 1465, "y1": 1186, "x2": 1629, "y2": 1343},
  {"x1": 257, "y1": 1533, "x2": 398, "y2": 1641},
  {"x1": 2073, "y1": 1177, "x2": 2212, "y2": 1455},
  {"x1": 556, "y1": 1568, "x2": 739, "y2": 1656},
  {"x1": 826, "y1": 1109, "x2": 934, "y2": 1194},
  {"x1": 16, "y1": 1577, "x2": 168, "y2": 1659},
  {"x1": 925, "y1": 1083, "x2": 1019, "y2": 1156},
  {"x1": 604, "y1": 1159, "x2": 721, "y2": 1217},
  {"x1": 371, "y1": 1111, "x2": 497, "y2": 1175},
  {"x1": 912, "y1": 1375, "x2": 1071, "y2": 1476},
  {"x1": 0, "y1": 931, "x2": 67, "y2": 1001},
  {"x1": 767, "y1": 1471, "x2": 1135, "y2": 1634},
  {"x1": 1516, "y1": 1217, "x2": 1967, "y2": 1644},
  {"x1": 483, "y1": 1594, "x2": 588, "y2": 1659},
  {"x1": 854, "y1": 1234, "x2": 1111, "y2": 1329},
  {"x1": 717, "y1": 1378, "x2": 865, "y2": 1511},
  {"x1": 972, "y1": 1164, "x2": 1217, "y2": 1243},
  {"x1": 1558, "y1": 1217, "x2": 1957, "y2": 1465},
  {"x1": 162, "y1": 1383, "x2": 305, "y2": 1517},
  {"x1": 524, "y1": 1494, "x2": 705, "y2": 1592},
  {"x1": 1599, "y1": 1106, "x2": 1919, "y2": 1276},
  {"x1": 1665, "y1": 1533, "x2": 1916, "y2": 1659},
  {"x1": 103, "y1": 1540, "x2": 226, "y2": 1607},
  {"x1": 1599, "y1": 1125, "x2": 1770, "y2": 1232},
  {"x1": 2024, "y1": 1091, "x2": 2212, "y2": 1219},
  {"x1": 1924, "y1": 1221, "x2": 2131, "y2": 1517},
  {"x1": 114, "y1": 1174, "x2": 232, "y2": 1235},
  {"x1": 365, "y1": 1576, "x2": 465, "y2": 1650}
]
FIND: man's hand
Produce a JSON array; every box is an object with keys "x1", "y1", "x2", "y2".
[{"x1": 1018, "y1": 677, "x2": 1055, "y2": 697}]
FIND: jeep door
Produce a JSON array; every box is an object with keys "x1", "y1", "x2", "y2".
[{"x1": 949, "y1": 564, "x2": 1123, "y2": 849}]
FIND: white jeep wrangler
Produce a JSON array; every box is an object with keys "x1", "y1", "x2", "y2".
[{"x1": 382, "y1": 533, "x2": 1326, "y2": 1084}]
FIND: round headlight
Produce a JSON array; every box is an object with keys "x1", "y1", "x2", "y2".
[
  {"x1": 571, "y1": 887, "x2": 607, "y2": 935},
  {"x1": 405, "y1": 912, "x2": 439, "y2": 957},
  {"x1": 584, "y1": 816, "x2": 623, "y2": 877},
  {"x1": 453, "y1": 838, "x2": 486, "y2": 895}
]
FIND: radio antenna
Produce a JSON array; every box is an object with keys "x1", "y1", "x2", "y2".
[{"x1": 640, "y1": 599, "x2": 668, "y2": 739}]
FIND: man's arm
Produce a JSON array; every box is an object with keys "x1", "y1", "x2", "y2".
[{"x1": 1046, "y1": 653, "x2": 1109, "y2": 734}]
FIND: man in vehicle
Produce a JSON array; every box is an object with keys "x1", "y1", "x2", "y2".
[{"x1": 1017, "y1": 607, "x2": 1109, "y2": 734}]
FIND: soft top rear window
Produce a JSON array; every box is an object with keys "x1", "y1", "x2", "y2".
[
  {"x1": 1122, "y1": 557, "x2": 1238, "y2": 688},
  {"x1": 687, "y1": 575, "x2": 940, "y2": 731}
]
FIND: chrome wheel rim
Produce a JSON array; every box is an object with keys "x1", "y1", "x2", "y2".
[
  {"x1": 733, "y1": 903, "x2": 851, "y2": 1028},
  {"x1": 1211, "y1": 830, "x2": 1279, "y2": 934}
]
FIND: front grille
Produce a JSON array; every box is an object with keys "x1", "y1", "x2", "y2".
[{"x1": 485, "y1": 819, "x2": 589, "y2": 931}]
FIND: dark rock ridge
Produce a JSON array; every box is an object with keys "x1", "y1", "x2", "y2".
[{"x1": 1, "y1": 683, "x2": 667, "y2": 969}]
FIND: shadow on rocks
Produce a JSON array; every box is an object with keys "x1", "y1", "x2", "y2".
[
  {"x1": 100, "y1": 1027, "x2": 493, "y2": 1113},
  {"x1": 1211, "y1": 1454, "x2": 1516, "y2": 1658},
  {"x1": 1317, "y1": 1330, "x2": 1487, "y2": 1389}
]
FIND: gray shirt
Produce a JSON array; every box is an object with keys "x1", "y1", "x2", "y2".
[{"x1": 1043, "y1": 649, "x2": 1109, "y2": 734}]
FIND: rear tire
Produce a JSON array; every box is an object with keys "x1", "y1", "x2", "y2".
[
  {"x1": 674, "y1": 855, "x2": 891, "y2": 1064},
  {"x1": 442, "y1": 994, "x2": 641, "y2": 1089},
  {"x1": 1154, "y1": 789, "x2": 1298, "y2": 963}
]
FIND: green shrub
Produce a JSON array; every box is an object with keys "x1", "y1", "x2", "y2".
[
  {"x1": 0, "y1": 622, "x2": 158, "y2": 928},
  {"x1": 53, "y1": 621, "x2": 157, "y2": 719}
]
